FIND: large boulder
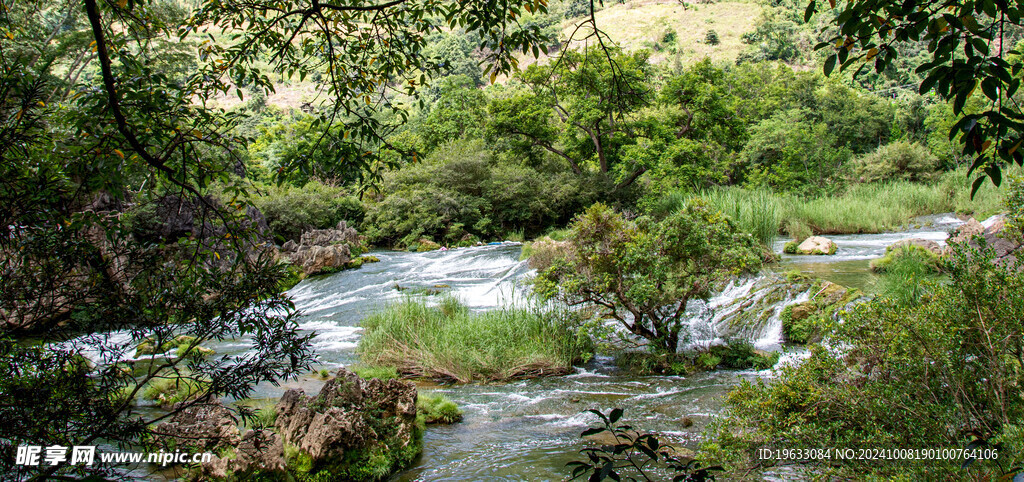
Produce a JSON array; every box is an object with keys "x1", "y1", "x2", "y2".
[
  {"x1": 796, "y1": 236, "x2": 838, "y2": 255},
  {"x1": 153, "y1": 400, "x2": 240, "y2": 453},
  {"x1": 272, "y1": 368, "x2": 419, "y2": 477},
  {"x1": 285, "y1": 221, "x2": 362, "y2": 275}
]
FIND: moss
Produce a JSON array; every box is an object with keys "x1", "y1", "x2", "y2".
[
  {"x1": 783, "y1": 241, "x2": 799, "y2": 254},
  {"x1": 178, "y1": 345, "x2": 215, "y2": 360},
  {"x1": 417, "y1": 394, "x2": 463, "y2": 424},
  {"x1": 414, "y1": 239, "x2": 441, "y2": 252}
]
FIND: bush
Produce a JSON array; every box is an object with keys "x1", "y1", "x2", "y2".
[
  {"x1": 248, "y1": 181, "x2": 364, "y2": 242},
  {"x1": 358, "y1": 296, "x2": 593, "y2": 383},
  {"x1": 704, "y1": 29, "x2": 720, "y2": 45},
  {"x1": 702, "y1": 244, "x2": 1024, "y2": 479},
  {"x1": 362, "y1": 139, "x2": 597, "y2": 247},
  {"x1": 849, "y1": 140, "x2": 939, "y2": 183},
  {"x1": 537, "y1": 202, "x2": 762, "y2": 354},
  {"x1": 1006, "y1": 175, "x2": 1024, "y2": 241}
]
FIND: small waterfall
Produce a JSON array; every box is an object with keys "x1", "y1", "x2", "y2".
[{"x1": 684, "y1": 274, "x2": 814, "y2": 350}]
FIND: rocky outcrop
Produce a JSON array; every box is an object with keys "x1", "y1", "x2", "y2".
[
  {"x1": 887, "y1": 238, "x2": 943, "y2": 256},
  {"x1": 274, "y1": 369, "x2": 418, "y2": 463},
  {"x1": 203, "y1": 429, "x2": 286, "y2": 479},
  {"x1": 281, "y1": 221, "x2": 361, "y2": 275},
  {"x1": 154, "y1": 401, "x2": 240, "y2": 453},
  {"x1": 796, "y1": 236, "x2": 838, "y2": 255},
  {"x1": 945, "y1": 215, "x2": 1022, "y2": 268}
]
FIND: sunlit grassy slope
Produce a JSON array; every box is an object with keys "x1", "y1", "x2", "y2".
[{"x1": 562, "y1": 0, "x2": 760, "y2": 65}]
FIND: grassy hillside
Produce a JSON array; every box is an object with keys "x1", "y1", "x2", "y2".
[{"x1": 563, "y1": 0, "x2": 759, "y2": 65}]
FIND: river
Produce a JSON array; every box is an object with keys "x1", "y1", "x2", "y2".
[{"x1": 72, "y1": 213, "x2": 968, "y2": 480}]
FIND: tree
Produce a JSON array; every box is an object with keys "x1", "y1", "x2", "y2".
[
  {"x1": 809, "y1": 0, "x2": 1024, "y2": 193},
  {"x1": 536, "y1": 202, "x2": 762, "y2": 354},
  {"x1": 489, "y1": 47, "x2": 654, "y2": 190},
  {"x1": 0, "y1": 0, "x2": 550, "y2": 478}
]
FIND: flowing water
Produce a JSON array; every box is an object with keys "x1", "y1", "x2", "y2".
[{"x1": 66, "y1": 214, "x2": 971, "y2": 480}]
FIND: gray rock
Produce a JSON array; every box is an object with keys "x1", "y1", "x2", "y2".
[
  {"x1": 154, "y1": 401, "x2": 240, "y2": 453},
  {"x1": 202, "y1": 429, "x2": 285, "y2": 479},
  {"x1": 274, "y1": 368, "x2": 418, "y2": 464}
]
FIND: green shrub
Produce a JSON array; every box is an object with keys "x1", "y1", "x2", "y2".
[
  {"x1": 709, "y1": 341, "x2": 779, "y2": 370},
  {"x1": 869, "y1": 245, "x2": 943, "y2": 274},
  {"x1": 248, "y1": 181, "x2": 364, "y2": 242},
  {"x1": 849, "y1": 140, "x2": 939, "y2": 183},
  {"x1": 417, "y1": 393, "x2": 463, "y2": 424},
  {"x1": 783, "y1": 241, "x2": 798, "y2": 254},
  {"x1": 703, "y1": 245, "x2": 1024, "y2": 479},
  {"x1": 358, "y1": 296, "x2": 593, "y2": 383},
  {"x1": 1006, "y1": 175, "x2": 1024, "y2": 240},
  {"x1": 704, "y1": 29, "x2": 720, "y2": 45},
  {"x1": 361, "y1": 139, "x2": 597, "y2": 248}
]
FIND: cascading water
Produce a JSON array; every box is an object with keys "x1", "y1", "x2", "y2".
[{"x1": 59, "y1": 213, "x2": 969, "y2": 480}]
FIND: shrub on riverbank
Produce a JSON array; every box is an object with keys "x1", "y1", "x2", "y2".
[
  {"x1": 700, "y1": 244, "x2": 1024, "y2": 479},
  {"x1": 357, "y1": 296, "x2": 594, "y2": 383}
]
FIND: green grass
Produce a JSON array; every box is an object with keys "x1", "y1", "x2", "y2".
[
  {"x1": 659, "y1": 166, "x2": 1021, "y2": 240},
  {"x1": 357, "y1": 296, "x2": 593, "y2": 383},
  {"x1": 417, "y1": 393, "x2": 463, "y2": 424},
  {"x1": 142, "y1": 374, "x2": 208, "y2": 407},
  {"x1": 350, "y1": 365, "x2": 400, "y2": 381}
]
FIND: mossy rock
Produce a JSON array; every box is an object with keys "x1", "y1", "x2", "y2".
[
  {"x1": 415, "y1": 239, "x2": 441, "y2": 252},
  {"x1": 783, "y1": 241, "x2": 799, "y2": 254},
  {"x1": 361, "y1": 255, "x2": 380, "y2": 263},
  {"x1": 135, "y1": 335, "x2": 199, "y2": 358},
  {"x1": 178, "y1": 345, "x2": 215, "y2": 360}
]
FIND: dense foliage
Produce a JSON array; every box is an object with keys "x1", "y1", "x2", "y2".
[
  {"x1": 702, "y1": 242, "x2": 1024, "y2": 479},
  {"x1": 536, "y1": 202, "x2": 762, "y2": 354}
]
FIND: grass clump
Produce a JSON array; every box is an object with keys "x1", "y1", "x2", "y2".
[
  {"x1": 654, "y1": 165, "x2": 1022, "y2": 239},
  {"x1": 869, "y1": 245, "x2": 943, "y2": 274},
  {"x1": 349, "y1": 365, "x2": 399, "y2": 381},
  {"x1": 358, "y1": 296, "x2": 593, "y2": 383},
  {"x1": 142, "y1": 373, "x2": 209, "y2": 407},
  {"x1": 417, "y1": 393, "x2": 463, "y2": 424}
]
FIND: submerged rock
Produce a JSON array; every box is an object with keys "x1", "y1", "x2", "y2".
[{"x1": 796, "y1": 236, "x2": 838, "y2": 255}]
